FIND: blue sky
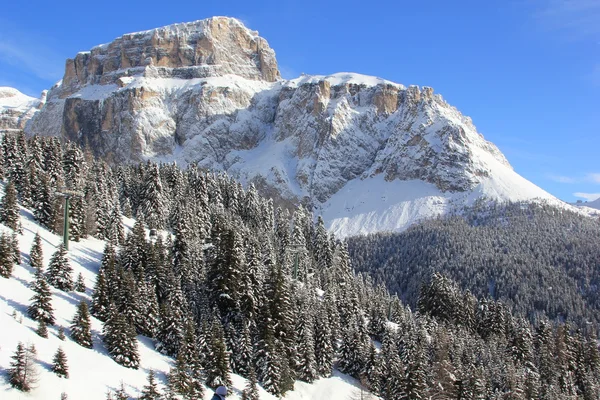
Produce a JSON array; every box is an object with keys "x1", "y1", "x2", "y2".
[{"x1": 1, "y1": 0, "x2": 598, "y2": 202}]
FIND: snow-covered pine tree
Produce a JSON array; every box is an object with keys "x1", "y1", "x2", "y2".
[
  {"x1": 168, "y1": 348, "x2": 205, "y2": 400},
  {"x1": 139, "y1": 163, "x2": 167, "y2": 229},
  {"x1": 241, "y1": 365, "x2": 260, "y2": 400},
  {"x1": 255, "y1": 305, "x2": 283, "y2": 396},
  {"x1": 10, "y1": 232, "x2": 20, "y2": 265},
  {"x1": 46, "y1": 244, "x2": 73, "y2": 291},
  {"x1": 8, "y1": 342, "x2": 38, "y2": 391},
  {"x1": 1, "y1": 180, "x2": 21, "y2": 232},
  {"x1": 139, "y1": 371, "x2": 162, "y2": 400},
  {"x1": 71, "y1": 300, "x2": 93, "y2": 348},
  {"x1": 36, "y1": 319, "x2": 48, "y2": 338},
  {"x1": 52, "y1": 347, "x2": 69, "y2": 378},
  {"x1": 29, "y1": 232, "x2": 44, "y2": 272},
  {"x1": 295, "y1": 299, "x2": 317, "y2": 383},
  {"x1": 33, "y1": 172, "x2": 55, "y2": 229},
  {"x1": 314, "y1": 300, "x2": 334, "y2": 377},
  {"x1": 103, "y1": 303, "x2": 140, "y2": 369},
  {"x1": 58, "y1": 326, "x2": 66, "y2": 341},
  {"x1": 205, "y1": 317, "x2": 231, "y2": 389},
  {"x1": 0, "y1": 231, "x2": 14, "y2": 277},
  {"x1": 156, "y1": 282, "x2": 187, "y2": 356},
  {"x1": 28, "y1": 269, "x2": 55, "y2": 324},
  {"x1": 91, "y1": 267, "x2": 111, "y2": 322},
  {"x1": 74, "y1": 272, "x2": 86, "y2": 292}
]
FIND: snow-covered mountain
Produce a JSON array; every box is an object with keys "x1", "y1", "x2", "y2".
[
  {"x1": 24, "y1": 16, "x2": 568, "y2": 237},
  {"x1": 0, "y1": 87, "x2": 44, "y2": 132},
  {"x1": 0, "y1": 186, "x2": 372, "y2": 400}
]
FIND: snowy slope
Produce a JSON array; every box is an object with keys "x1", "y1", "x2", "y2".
[
  {"x1": 0, "y1": 187, "x2": 374, "y2": 399},
  {"x1": 0, "y1": 87, "x2": 43, "y2": 131},
  {"x1": 321, "y1": 140, "x2": 568, "y2": 237}
]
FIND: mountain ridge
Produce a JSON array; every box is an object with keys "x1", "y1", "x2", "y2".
[{"x1": 13, "y1": 17, "x2": 580, "y2": 236}]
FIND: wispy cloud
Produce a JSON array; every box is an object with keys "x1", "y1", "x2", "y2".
[
  {"x1": 547, "y1": 172, "x2": 600, "y2": 184},
  {"x1": 574, "y1": 192, "x2": 600, "y2": 201},
  {"x1": 534, "y1": 0, "x2": 600, "y2": 40},
  {"x1": 548, "y1": 174, "x2": 578, "y2": 183},
  {"x1": 0, "y1": 19, "x2": 64, "y2": 83}
]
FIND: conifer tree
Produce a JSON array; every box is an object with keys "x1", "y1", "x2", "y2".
[
  {"x1": 205, "y1": 317, "x2": 231, "y2": 389},
  {"x1": 71, "y1": 300, "x2": 93, "y2": 348},
  {"x1": 58, "y1": 326, "x2": 66, "y2": 341},
  {"x1": 36, "y1": 319, "x2": 48, "y2": 338},
  {"x1": 52, "y1": 347, "x2": 69, "y2": 378},
  {"x1": 91, "y1": 268, "x2": 111, "y2": 322},
  {"x1": 74, "y1": 272, "x2": 86, "y2": 292},
  {"x1": 168, "y1": 349, "x2": 204, "y2": 400},
  {"x1": 46, "y1": 244, "x2": 73, "y2": 291},
  {"x1": 8, "y1": 342, "x2": 38, "y2": 391},
  {"x1": 103, "y1": 303, "x2": 140, "y2": 369},
  {"x1": 314, "y1": 301, "x2": 334, "y2": 377},
  {"x1": 1, "y1": 180, "x2": 21, "y2": 232},
  {"x1": 33, "y1": 172, "x2": 55, "y2": 229},
  {"x1": 139, "y1": 370, "x2": 162, "y2": 400},
  {"x1": 296, "y1": 307, "x2": 317, "y2": 383},
  {"x1": 0, "y1": 232, "x2": 14, "y2": 277},
  {"x1": 28, "y1": 269, "x2": 55, "y2": 325},
  {"x1": 8, "y1": 233, "x2": 19, "y2": 267},
  {"x1": 29, "y1": 232, "x2": 44, "y2": 272},
  {"x1": 241, "y1": 365, "x2": 260, "y2": 400}
]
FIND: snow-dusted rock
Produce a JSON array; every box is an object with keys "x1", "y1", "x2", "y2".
[
  {"x1": 0, "y1": 87, "x2": 44, "y2": 132},
  {"x1": 25, "y1": 17, "x2": 569, "y2": 236}
]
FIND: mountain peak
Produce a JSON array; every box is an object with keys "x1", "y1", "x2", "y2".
[{"x1": 59, "y1": 16, "x2": 279, "y2": 97}]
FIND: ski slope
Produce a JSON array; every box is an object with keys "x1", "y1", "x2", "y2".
[{"x1": 0, "y1": 188, "x2": 374, "y2": 399}]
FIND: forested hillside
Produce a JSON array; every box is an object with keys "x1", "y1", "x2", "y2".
[
  {"x1": 1, "y1": 131, "x2": 600, "y2": 399},
  {"x1": 348, "y1": 201, "x2": 600, "y2": 327}
]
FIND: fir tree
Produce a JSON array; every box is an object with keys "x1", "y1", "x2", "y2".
[
  {"x1": 36, "y1": 319, "x2": 48, "y2": 338},
  {"x1": 58, "y1": 326, "x2": 66, "y2": 341},
  {"x1": 0, "y1": 232, "x2": 14, "y2": 277},
  {"x1": 74, "y1": 272, "x2": 86, "y2": 292},
  {"x1": 103, "y1": 303, "x2": 140, "y2": 369},
  {"x1": 10, "y1": 232, "x2": 20, "y2": 265},
  {"x1": 33, "y1": 172, "x2": 55, "y2": 229},
  {"x1": 241, "y1": 365, "x2": 260, "y2": 400},
  {"x1": 52, "y1": 347, "x2": 69, "y2": 378},
  {"x1": 168, "y1": 349, "x2": 204, "y2": 400},
  {"x1": 1, "y1": 180, "x2": 21, "y2": 232},
  {"x1": 29, "y1": 232, "x2": 44, "y2": 272},
  {"x1": 205, "y1": 317, "x2": 231, "y2": 389},
  {"x1": 139, "y1": 370, "x2": 162, "y2": 400},
  {"x1": 46, "y1": 244, "x2": 73, "y2": 291},
  {"x1": 8, "y1": 342, "x2": 38, "y2": 391},
  {"x1": 71, "y1": 300, "x2": 93, "y2": 348},
  {"x1": 28, "y1": 269, "x2": 55, "y2": 324},
  {"x1": 296, "y1": 307, "x2": 317, "y2": 383}
]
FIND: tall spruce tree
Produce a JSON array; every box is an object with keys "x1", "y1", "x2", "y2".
[
  {"x1": 71, "y1": 300, "x2": 93, "y2": 348},
  {"x1": 205, "y1": 317, "x2": 231, "y2": 389},
  {"x1": 139, "y1": 371, "x2": 162, "y2": 400},
  {"x1": 29, "y1": 232, "x2": 44, "y2": 272},
  {"x1": 46, "y1": 244, "x2": 73, "y2": 291},
  {"x1": 1, "y1": 180, "x2": 21, "y2": 232},
  {"x1": 28, "y1": 269, "x2": 55, "y2": 325},
  {"x1": 52, "y1": 347, "x2": 69, "y2": 378},
  {"x1": 103, "y1": 303, "x2": 140, "y2": 369},
  {"x1": 0, "y1": 232, "x2": 14, "y2": 278}
]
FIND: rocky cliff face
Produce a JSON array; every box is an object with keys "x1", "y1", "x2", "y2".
[{"x1": 25, "y1": 17, "x2": 561, "y2": 235}]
